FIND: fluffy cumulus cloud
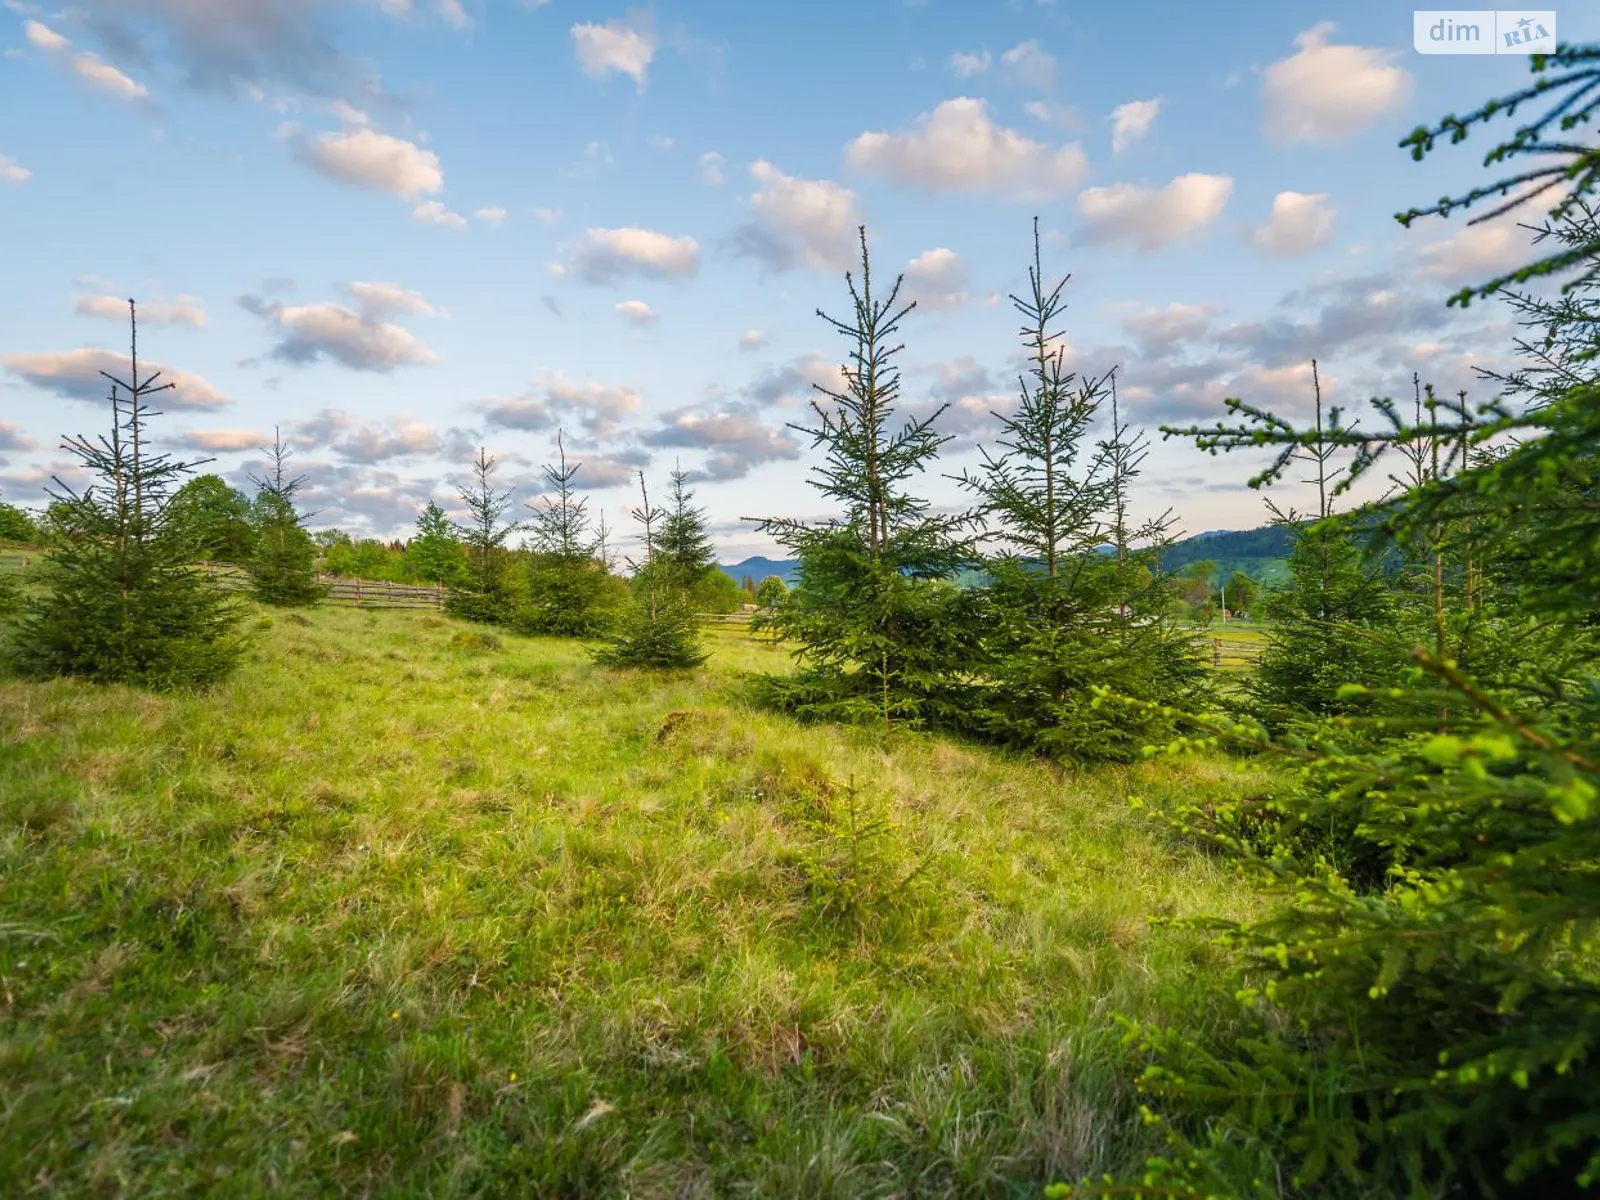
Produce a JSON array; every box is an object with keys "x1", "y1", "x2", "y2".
[
  {"x1": 293, "y1": 127, "x2": 443, "y2": 197},
  {"x1": 730, "y1": 161, "x2": 863, "y2": 274},
  {"x1": 902, "y1": 247, "x2": 971, "y2": 310},
  {"x1": 571, "y1": 12, "x2": 655, "y2": 91},
  {"x1": 1413, "y1": 219, "x2": 1538, "y2": 284},
  {"x1": 74, "y1": 293, "x2": 207, "y2": 327},
  {"x1": 738, "y1": 329, "x2": 767, "y2": 352},
  {"x1": 326, "y1": 414, "x2": 443, "y2": 462},
  {"x1": 2, "y1": 348, "x2": 229, "y2": 409},
  {"x1": 845, "y1": 98, "x2": 1087, "y2": 200},
  {"x1": 902, "y1": 356, "x2": 1011, "y2": 446},
  {"x1": 1110, "y1": 97, "x2": 1160, "y2": 153},
  {"x1": 615, "y1": 299, "x2": 658, "y2": 327},
  {"x1": 1254, "y1": 191, "x2": 1337, "y2": 256},
  {"x1": 174, "y1": 428, "x2": 272, "y2": 452},
  {"x1": 26, "y1": 19, "x2": 151, "y2": 105},
  {"x1": 1076, "y1": 173, "x2": 1233, "y2": 250},
  {"x1": 551, "y1": 227, "x2": 700, "y2": 285},
  {"x1": 239, "y1": 290, "x2": 440, "y2": 371},
  {"x1": 480, "y1": 372, "x2": 643, "y2": 441},
  {"x1": 643, "y1": 405, "x2": 802, "y2": 482},
  {"x1": 0, "y1": 154, "x2": 30, "y2": 184},
  {"x1": 1261, "y1": 23, "x2": 1412, "y2": 145},
  {"x1": 474, "y1": 206, "x2": 507, "y2": 226},
  {"x1": 341, "y1": 280, "x2": 435, "y2": 318}
]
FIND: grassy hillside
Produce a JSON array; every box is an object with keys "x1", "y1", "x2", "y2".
[{"x1": 0, "y1": 604, "x2": 1266, "y2": 1195}]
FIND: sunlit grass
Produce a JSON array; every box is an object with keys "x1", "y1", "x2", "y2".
[{"x1": 0, "y1": 603, "x2": 1268, "y2": 1195}]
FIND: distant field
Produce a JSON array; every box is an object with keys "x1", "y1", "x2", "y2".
[{"x1": 0, "y1": 603, "x2": 1268, "y2": 1195}]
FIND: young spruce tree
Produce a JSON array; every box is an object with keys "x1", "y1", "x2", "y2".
[
  {"x1": 954, "y1": 219, "x2": 1207, "y2": 760},
  {"x1": 518, "y1": 431, "x2": 625, "y2": 637},
  {"x1": 246, "y1": 427, "x2": 325, "y2": 606},
  {"x1": 751, "y1": 226, "x2": 977, "y2": 727},
  {"x1": 592, "y1": 471, "x2": 707, "y2": 668},
  {"x1": 446, "y1": 447, "x2": 523, "y2": 625},
  {"x1": 11, "y1": 301, "x2": 243, "y2": 689}
]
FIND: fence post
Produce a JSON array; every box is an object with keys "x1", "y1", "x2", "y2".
[{"x1": 1212, "y1": 637, "x2": 1221, "y2": 668}]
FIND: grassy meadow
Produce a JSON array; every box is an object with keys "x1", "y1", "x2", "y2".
[{"x1": 0, "y1": 601, "x2": 1269, "y2": 1196}]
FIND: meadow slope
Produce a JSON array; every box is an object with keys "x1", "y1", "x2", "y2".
[{"x1": 0, "y1": 606, "x2": 1266, "y2": 1197}]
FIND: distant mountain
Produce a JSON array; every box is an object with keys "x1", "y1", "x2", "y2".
[
  {"x1": 718, "y1": 556, "x2": 799, "y2": 585},
  {"x1": 719, "y1": 525, "x2": 1293, "y2": 589}
]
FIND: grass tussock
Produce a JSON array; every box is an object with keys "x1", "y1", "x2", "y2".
[{"x1": 0, "y1": 605, "x2": 1266, "y2": 1195}]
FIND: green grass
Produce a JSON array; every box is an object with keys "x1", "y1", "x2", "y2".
[{"x1": 0, "y1": 604, "x2": 1268, "y2": 1196}]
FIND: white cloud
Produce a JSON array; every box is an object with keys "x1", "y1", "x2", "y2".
[
  {"x1": 571, "y1": 13, "x2": 655, "y2": 91},
  {"x1": 242, "y1": 294, "x2": 439, "y2": 372},
  {"x1": 644, "y1": 406, "x2": 802, "y2": 481},
  {"x1": 1121, "y1": 301, "x2": 1215, "y2": 349},
  {"x1": 176, "y1": 428, "x2": 272, "y2": 452},
  {"x1": 1254, "y1": 191, "x2": 1336, "y2": 256},
  {"x1": 902, "y1": 247, "x2": 970, "y2": 310},
  {"x1": 437, "y1": 0, "x2": 471, "y2": 30},
  {"x1": 3, "y1": 348, "x2": 230, "y2": 409},
  {"x1": 1076, "y1": 173, "x2": 1234, "y2": 251},
  {"x1": 1022, "y1": 100, "x2": 1078, "y2": 128},
  {"x1": 23, "y1": 20, "x2": 66, "y2": 52},
  {"x1": 698, "y1": 151, "x2": 726, "y2": 186},
  {"x1": 295, "y1": 127, "x2": 444, "y2": 197},
  {"x1": 412, "y1": 199, "x2": 467, "y2": 230},
  {"x1": 530, "y1": 206, "x2": 563, "y2": 223},
  {"x1": 551, "y1": 227, "x2": 701, "y2": 285},
  {"x1": 1414, "y1": 220, "x2": 1536, "y2": 284},
  {"x1": 845, "y1": 98, "x2": 1087, "y2": 200},
  {"x1": 342, "y1": 281, "x2": 435, "y2": 319},
  {"x1": 999, "y1": 39, "x2": 1055, "y2": 91},
  {"x1": 481, "y1": 372, "x2": 644, "y2": 440},
  {"x1": 75, "y1": 294, "x2": 207, "y2": 327},
  {"x1": 0, "y1": 153, "x2": 29, "y2": 183},
  {"x1": 648, "y1": 133, "x2": 675, "y2": 150},
  {"x1": 26, "y1": 19, "x2": 150, "y2": 105},
  {"x1": 1261, "y1": 23, "x2": 1412, "y2": 145},
  {"x1": 1110, "y1": 97, "x2": 1160, "y2": 153},
  {"x1": 733, "y1": 160, "x2": 863, "y2": 274},
  {"x1": 950, "y1": 50, "x2": 991, "y2": 78},
  {"x1": 474, "y1": 206, "x2": 507, "y2": 225},
  {"x1": 329, "y1": 415, "x2": 442, "y2": 462},
  {"x1": 739, "y1": 329, "x2": 767, "y2": 352},
  {"x1": 615, "y1": 299, "x2": 658, "y2": 327}
]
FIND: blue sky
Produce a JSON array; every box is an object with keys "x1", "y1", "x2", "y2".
[{"x1": 2, "y1": 0, "x2": 1595, "y2": 560}]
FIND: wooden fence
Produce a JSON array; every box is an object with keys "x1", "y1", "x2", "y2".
[{"x1": 1211, "y1": 635, "x2": 1266, "y2": 670}]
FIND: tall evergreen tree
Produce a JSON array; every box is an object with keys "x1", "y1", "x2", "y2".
[
  {"x1": 246, "y1": 428, "x2": 325, "y2": 607},
  {"x1": 593, "y1": 471, "x2": 707, "y2": 668},
  {"x1": 752, "y1": 226, "x2": 977, "y2": 727},
  {"x1": 10, "y1": 301, "x2": 243, "y2": 689},
  {"x1": 446, "y1": 447, "x2": 523, "y2": 625}
]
